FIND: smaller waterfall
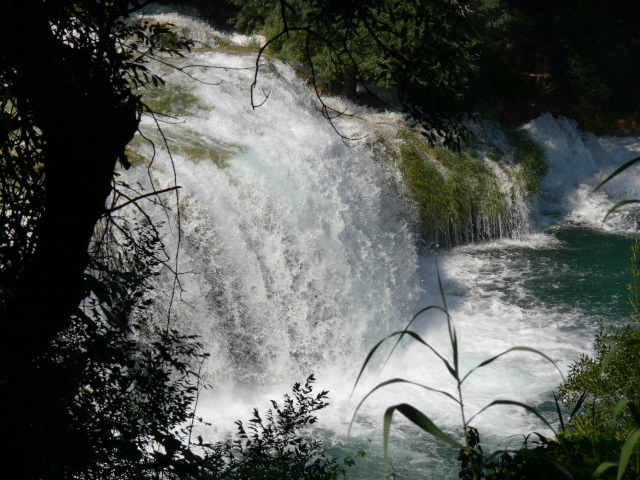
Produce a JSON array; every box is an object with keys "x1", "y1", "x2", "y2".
[{"x1": 524, "y1": 113, "x2": 640, "y2": 232}]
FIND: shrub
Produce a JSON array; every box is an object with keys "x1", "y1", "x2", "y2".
[
  {"x1": 202, "y1": 375, "x2": 354, "y2": 480},
  {"x1": 561, "y1": 236, "x2": 640, "y2": 439}
]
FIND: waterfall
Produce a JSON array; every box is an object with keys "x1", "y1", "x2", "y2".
[
  {"x1": 124, "y1": 33, "x2": 422, "y2": 391},
  {"x1": 122, "y1": 13, "x2": 543, "y2": 394}
]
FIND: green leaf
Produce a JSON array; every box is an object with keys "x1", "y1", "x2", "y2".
[
  {"x1": 383, "y1": 403, "x2": 463, "y2": 476},
  {"x1": 554, "y1": 392, "x2": 565, "y2": 431},
  {"x1": 449, "y1": 315, "x2": 459, "y2": 377},
  {"x1": 351, "y1": 335, "x2": 392, "y2": 395},
  {"x1": 384, "y1": 304, "x2": 448, "y2": 368},
  {"x1": 611, "y1": 399, "x2": 631, "y2": 424},
  {"x1": 599, "y1": 339, "x2": 640, "y2": 375},
  {"x1": 590, "y1": 461, "x2": 617, "y2": 479},
  {"x1": 397, "y1": 330, "x2": 457, "y2": 378},
  {"x1": 468, "y1": 400, "x2": 556, "y2": 436},
  {"x1": 592, "y1": 155, "x2": 640, "y2": 193},
  {"x1": 461, "y1": 346, "x2": 564, "y2": 384},
  {"x1": 352, "y1": 329, "x2": 455, "y2": 397},
  {"x1": 602, "y1": 200, "x2": 640, "y2": 224},
  {"x1": 570, "y1": 389, "x2": 588, "y2": 419},
  {"x1": 617, "y1": 428, "x2": 640, "y2": 480},
  {"x1": 436, "y1": 259, "x2": 449, "y2": 312},
  {"x1": 350, "y1": 378, "x2": 460, "y2": 436}
]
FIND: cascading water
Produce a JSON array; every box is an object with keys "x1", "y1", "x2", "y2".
[{"x1": 120, "y1": 10, "x2": 640, "y2": 479}]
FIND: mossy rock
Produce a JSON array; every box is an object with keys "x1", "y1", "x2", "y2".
[
  {"x1": 141, "y1": 82, "x2": 205, "y2": 117},
  {"x1": 127, "y1": 130, "x2": 243, "y2": 170},
  {"x1": 376, "y1": 126, "x2": 547, "y2": 246}
]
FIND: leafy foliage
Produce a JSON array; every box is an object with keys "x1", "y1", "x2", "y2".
[
  {"x1": 1, "y1": 2, "x2": 197, "y2": 477},
  {"x1": 453, "y1": 236, "x2": 640, "y2": 480},
  {"x1": 543, "y1": 237, "x2": 640, "y2": 479},
  {"x1": 457, "y1": 427, "x2": 545, "y2": 480},
  {"x1": 495, "y1": 0, "x2": 640, "y2": 122},
  {"x1": 457, "y1": 426, "x2": 626, "y2": 480},
  {"x1": 33, "y1": 305, "x2": 351, "y2": 480},
  {"x1": 37, "y1": 318, "x2": 206, "y2": 480},
  {"x1": 561, "y1": 237, "x2": 640, "y2": 439},
  {"x1": 232, "y1": 0, "x2": 520, "y2": 147},
  {"x1": 203, "y1": 375, "x2": 353, "y2": 480},
  {"x1": 545, "y1": 0, "x2": 630, "y2": 108}
]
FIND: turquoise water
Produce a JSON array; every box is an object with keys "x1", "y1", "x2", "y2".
[
  {"x1": 510, "y1": 226, "x2": 632, "y2": 321},
  {"x1": 445, "y1": 226, "x2": 633, "y2": 323}
]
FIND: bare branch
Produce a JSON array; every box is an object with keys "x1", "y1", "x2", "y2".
[{"x1": 107, "y1": 186, "x2": 182, "y2": 213}]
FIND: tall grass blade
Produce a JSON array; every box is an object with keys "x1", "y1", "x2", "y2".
[
  {"x1": 468, "y1": 400, "x2": 556, "y2": 435},
  {"x1": 570, "y1": 389, "x2": 588, "y2": 419},
  {"x1": 384, "y1": 305, "x2": 448, "y2": 368},
  {"x1": 617, "y1": 428, "x2": 640, "y2": 480},
  {"x1": 592, "y1": 155, "x2": 640, "y2": 193},
  {"x1": 602, "y1": 200, "x2": 640, "y2": 224},
  {"x1": 553, "y1": 392, "x2": 565, "y2": 432},
  {"x1": 590, "y1": 462, "x2": 617, "y2": 479},
  {"x1": 350, "y1": 378, "x2": 460, "y2": 435},
  {"x1": 450, "y1": 315, "x2": 459, "y2": 377},
  {"x1": 382, "y1": 407, "x2": 393, "y2": 478},
  {"x1": 599, "y1": 339, "x2": 640, "y2": 375},
  {"x1": 436, "y1": 258, "x2": 448, "y2": 312},
  {"x1": 383, "y1": 403, "x2": 463, "y2": 474},
  {"x1": 461, "y1": 346, "x2": 564, "y2": 384},
  {"x1": 352, "y1": 330, "x2": 455, "y2": 396},
  {"x1": 611, "y1": 399, "x2": 630, "y2": 424},
  {"x1": 391, "y1": 330, "x2": 457, "y2": 379},
  {"x1": 391, "y1": 404, "x2": 463, "y2": 448},
  {"x1": 352, "y1": 335, "x2": 394, "y2": 395},
  {"x1": 435, "y1": 265, "x2": 459, "y2": 376}
]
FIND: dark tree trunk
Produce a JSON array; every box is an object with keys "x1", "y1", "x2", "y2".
[
  {"x1": 0, "y1": 3, "x2": 139, "y2": 477},
  {"x1": 1, "y1": 1, "x2": 139, "y2": 371}
]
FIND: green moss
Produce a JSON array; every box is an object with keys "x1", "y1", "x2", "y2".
[
  {"x1": 467, "y1": 126, "x2": 548, "y2": 195},
  {"x1": 126, "y1": 132, "x2": 242, "y2": 169},
  {"x1": 505, "y1": 129, "x2": 548, "y2": 196},
  {"x1": 373, "y1": 125, "x2": 548, "y2": 246},
  {"x1": 141, "y1": 82, "x2": 204, "y2": 117},
  {"x1": 388, "y1": 130, "x2": 512, "y2": 244}
]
